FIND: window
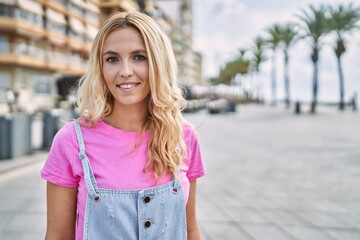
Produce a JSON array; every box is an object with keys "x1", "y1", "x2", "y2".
[
  {"x1": 84, "y1": 11, "x2": 99, "y2": 25},
  {"x1": 15, "y1": 42, "x2": 28, "y2": 55},
  {"x1": 58, "y1": 0, "x2": 67, "y2": 7},
  {"x1": 47, "y1": 21, "x2": 66, "y2": 35},
  {"x1": 0, "y1": 37, "x2": 8, "y2": 54},
  {"x1": 33, "y1": 76, "x2": 52, "y2": 95},
  {"x1": 68, "y1": 2, "x2": 83, "y2": 16},
  {"x1": 32, "y1": 12, "x2": 43, "y2": 27},
  {"x1": 14, "y1": 8, "x2": 43, "y2": 27},
  {"x1": 0, "y1": 4, "x2": 15, "y2": 17}
]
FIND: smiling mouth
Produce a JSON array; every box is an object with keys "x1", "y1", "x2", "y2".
[{"x1": 117, "y1": 82, "x2": 140, "y2": 90}]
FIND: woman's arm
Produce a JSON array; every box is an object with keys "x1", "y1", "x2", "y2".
[
  {"x1": 186, "y1": 180, "x2": 202, "y2": 240},
  {"x1": 45, "y1": 182, "x2": 78, "y2": 240}
]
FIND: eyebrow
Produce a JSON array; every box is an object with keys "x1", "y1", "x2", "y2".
[
  {"x1": 102, "y1": 50, "x2": 117, "y2": 56},
  {"x1": 102, "y1": 50, "x2": 147, "y2": 56}
]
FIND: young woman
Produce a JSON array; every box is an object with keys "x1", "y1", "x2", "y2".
[{"x1": 41, "y1": 11, "x2": 205, "y2": 240}]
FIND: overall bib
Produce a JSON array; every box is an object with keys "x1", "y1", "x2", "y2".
[{"x1": 74, "y1": 122, "x2": 187, "y2": 240}]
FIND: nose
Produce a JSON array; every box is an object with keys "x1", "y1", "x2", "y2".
[{"x1": 119, "y1": 61, "x2": 134, "y2": 78}]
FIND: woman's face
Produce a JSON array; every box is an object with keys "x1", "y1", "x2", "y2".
[{"x1": 102, "y1": 27, "x2": 150, "y2": 111}]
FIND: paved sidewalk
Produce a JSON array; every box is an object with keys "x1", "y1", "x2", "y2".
[
  {"x1": 0, "y1": 152, "x2": 47, "y2": 240},
  {"x1": 0, "y1": 151, "x2": 47, "y2": 175},
  {"x1": 0, "y1": 104, "x2": 359, "y2": 239},
  {"x1": 185, "y1": 105, "x2": 360, "y2": 240}
]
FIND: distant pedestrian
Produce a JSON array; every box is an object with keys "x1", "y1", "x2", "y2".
[
  {"x1": 6, "y1": 88, "x2": 15, "y2": 113},
  {"x1": 351, "y1": 92, "x2": 357, "y2": 112},
  {"x1": 41, "y1": 11, "x2": 205, "y2": 240}
]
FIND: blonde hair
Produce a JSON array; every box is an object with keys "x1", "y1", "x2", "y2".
[{"x1": 77, "y1": 11, "x2": 187, "y2": 179}]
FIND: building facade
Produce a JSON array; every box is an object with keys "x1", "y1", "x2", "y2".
[
  {"x1": 151, "y1": 0, "x2": 202, "y2": 86},
  {"x1": 0, "y1": 0, "x2": 101, "y2": 114}
]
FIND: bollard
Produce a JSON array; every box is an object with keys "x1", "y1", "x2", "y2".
[{"x1": 295, "y1": 101, "x2": 301, "y2": 114}]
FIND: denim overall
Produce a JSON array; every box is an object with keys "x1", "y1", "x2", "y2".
[{"x1": 73, "y1": 122, "x2": 187, "y2": 240}]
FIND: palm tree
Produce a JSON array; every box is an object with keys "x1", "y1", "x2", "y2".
[
  {"x1": 237, "y1": 48, "x2": 250, "y2": 75},
  {"x1": 252, "y1": 37, "x2": 268, "y2": 71},
  {"x1": 218, "y1": 49, "x2": 250, "y2": 85},
  {"x1": 279, "y1": 23, "x2": 298, "y2": 108},
  {"x1": 266, "y1": 24, "x2": 282, "y2": 105},
  {"x1": 251, "y1": 36, "x2": 268, "y2": 101},
  {"x1": 236, "y1": 48, "x2": 251, "y2": 96},
  {"x1": 297, "y1": 5, "x2": 330, "y2": 113},
  {"x1": 328, "y1": 3, "x2": 360, "y2": 110}
]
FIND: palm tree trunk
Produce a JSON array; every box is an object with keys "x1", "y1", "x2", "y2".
[
  {"x1": 337, "y1": 56, "x2": 345, "y2": 110},
  {"x1": 311, "y1": 61, "x2": 318, "y2": 113},
  {"x1": 271, "y1": 51, "x2": 277, "y2": 106},
  {"x1": 310, "y1": 47, "x2": 319, "y2": 113},
  {"x1": 255, "y1": 73, "x2": 260, "y2": 102},
  {"x1": 284, "y1": 50, "x2": 290, "y2": 108}
]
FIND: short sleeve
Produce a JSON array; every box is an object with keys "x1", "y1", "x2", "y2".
[
  {"x1": 41, "y1": 123, "x2": 79, "y2": 187},
  {"x1": 183, "y1": 124, "x2": 205, "y2": 181}
]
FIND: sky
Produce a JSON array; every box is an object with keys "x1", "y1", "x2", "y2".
[{"x1": 192, "y1": 0, "x2": 360, "y2": 103}]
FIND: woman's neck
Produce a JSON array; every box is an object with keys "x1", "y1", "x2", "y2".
[{"x1": 105, "y1": 105, "x2": 148, "y2": 132}]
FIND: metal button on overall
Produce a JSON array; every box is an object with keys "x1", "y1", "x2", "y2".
[
  {"x1": 143, "y1": 196, "x2": 151, "y2": 203},
  {"x1": 144, "y1": 220, "x2": 151, "y2": 228},
  {"x1": 93, "y1": 195, "x2": 100, "y2": 202}
]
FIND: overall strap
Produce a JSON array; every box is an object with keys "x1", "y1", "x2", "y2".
[
  {"x1": 171, "y1": 166, "x2": 181, "y2": 191},
  {"x1": 73, "y1": 122, "x2": 100, "y2": 200},
  {"x1": 172, "y1": 145, "x2": 182, "y2": 190}
]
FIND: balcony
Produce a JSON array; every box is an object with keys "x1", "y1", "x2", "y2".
[
  {"x1": 0, "y1": 16, "x2": 45, "y2": 39},
  {"x1": 0, "y1": 42, "x2": 86, "y2": 75},
  {"x1": 0, "y1": 43, "x2": 46, "y2": 69}
]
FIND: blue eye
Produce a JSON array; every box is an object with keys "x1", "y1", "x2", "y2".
[
  {"x1": 134, "y1": 55, "x2": 146, "y2": 61},
  {"x1": 106, "y1": 56, "x2": 118, "y2": 63}
]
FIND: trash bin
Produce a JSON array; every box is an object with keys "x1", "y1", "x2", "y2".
[
  {"x1": 42, "y1": 111, "x2": 60, "y2": 150},
  {"x1": 227, "y1": 101, "x2": 236, "y2": 112},
  {"x1": 0, "y1": 115, "x2": 12, "y2": 160},
  {"x1": 11, "y1": 113, "x2": 32, "y2": 158},
  {"x1": 0, "y1": 113, "x2": 32, "y2": 160}
]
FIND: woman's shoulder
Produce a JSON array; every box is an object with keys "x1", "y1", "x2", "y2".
[
  {"x1": 59, "y1": 120, "x2": 103, "y2": 137},
  {"x1": 182, "y1": 120, "x2": 194, "y2": 132},
  {"x1": 56, "y1": 121, "x2": 75, "y2": 136},
  {"x1": 182, "y1": 120, "x2": 199, "y2": 139}
]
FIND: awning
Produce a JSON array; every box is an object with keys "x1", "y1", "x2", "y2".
[
  {"x1": 69, "y1": 17, "x2": 86, "y2": 34},
  {"x1": 46, "y1": 8, "x2": 67, "y2": 25},
  {"x1": 86, "y1": 24, "x2": 98, "y2": 39},
  {"x1": 17, "y1": 0, "x2": 44, "y2": 15},
  {"x1": 86, "y1": 2, "x2": 100, "y2": 14}
]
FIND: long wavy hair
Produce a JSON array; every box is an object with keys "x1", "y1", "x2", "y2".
[{"x1": 77, "y1": 11, "x2": 187, "y2": 179}]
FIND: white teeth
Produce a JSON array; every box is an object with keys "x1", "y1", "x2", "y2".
[{"x1": 118, "y1": 83, "x2": 138, "y2": 89}]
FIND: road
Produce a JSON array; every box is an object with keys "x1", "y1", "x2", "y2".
[{"x1": 0, "y1": 104, "x2": 359, "y2": 239}]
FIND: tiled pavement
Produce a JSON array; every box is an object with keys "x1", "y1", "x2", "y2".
[
  {"x1": 0, "y1": 104, "x2": 359, "y2": 239},
  {"x1": 186, "y1": 105, "x2": 360, "y2": 240}
]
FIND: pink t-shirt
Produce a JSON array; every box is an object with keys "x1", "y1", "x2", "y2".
[{"x1": 41, "y1": 120, "x2": 205, "y2": 240}]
